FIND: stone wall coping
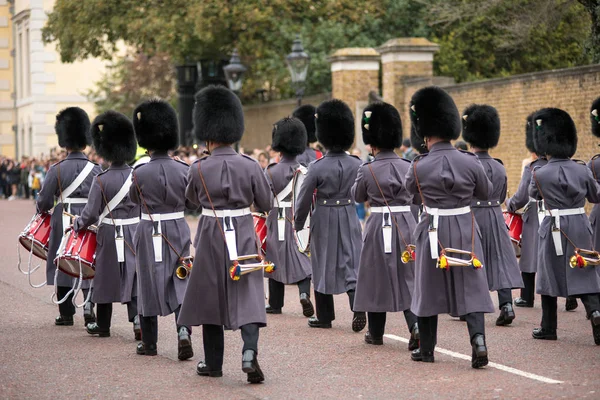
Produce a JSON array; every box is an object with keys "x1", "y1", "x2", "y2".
[
  {"x1": 437, "y1": 64, "x2": 600, "y2": 91},
  {"x1": 328, "y1": 48, "x2": 380, "y2": 63},
  {"x1": 377, "y1": 38, "x2": 439, "y2": 54},
  {"x1": 242, "y1": 93, "x2": 331, "y2": 111}
]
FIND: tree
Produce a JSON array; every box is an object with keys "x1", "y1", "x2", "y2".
[
  {"x1": 86, "y1": 52, "x2": 176, "y2": 117},
  {"x1": 578, "y1": 0, "x2": 600, "y2": 62},
  {"x1": 420, "y1": 0, "x2": 591, "y2": 82}
]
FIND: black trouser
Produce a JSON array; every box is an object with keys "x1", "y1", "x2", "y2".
[
  {"x1": 268, "y1": 277, "x2": 311, "y2": 309},
  {"x1": 96, "y1": 303, "x2": 113, "y2": 330},
  {"x1": 541, "y1": 294, "x2": 600, "y2": 330},
  {"x1": 202, "y1": 323, "x2": 259, "y2": 371},
  {"x1": 368, "y1": 310, "x2": 418, "y2": 338},
  {"x1": 497, "y1": 288, "x2": 513, "y2": 308},
  {"x1": 140, "y1": 306, "x2": 190, "y2": 345},
  {"x1": 126, "y1": 297, "x2": 138, "y2": 323},
  {"x1": 314, "y1": 289, "x2": 356, "y2": 323},
  {"x1": 520, "y1": 272, "x2": 535, "y2": 304},
  {"x1": 56, "y1": 287, "x2": 93, "y2": 316},
  {"x1": 419, "y1": 313, "x2": 484, "y2": 353}
]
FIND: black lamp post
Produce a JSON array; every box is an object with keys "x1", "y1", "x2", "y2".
[
  {"x1": 175, "y1": 64, "x2": 199, "y2": 147},
  {"x1": 223, "y1": 48, "x2": 247, "y2": 95},
  {"x1": 286, "y1": 35, "x2": 310, "y2": 107}
]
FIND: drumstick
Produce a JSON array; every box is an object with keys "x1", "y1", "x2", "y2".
[{"x1": 62, "y1": 211, "x2": 98, "y2": 230}]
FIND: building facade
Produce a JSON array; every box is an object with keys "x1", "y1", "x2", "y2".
[{"x1": 0, "y1": 0, "x2": 108, "y2": 158}]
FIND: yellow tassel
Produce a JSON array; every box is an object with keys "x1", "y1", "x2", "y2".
[
  {"x1": 438, "y1": 255, "x2": 448, "y2": 269},
  {"x1": 472, "y1": 257, "x2": 482, "y2": 269}
]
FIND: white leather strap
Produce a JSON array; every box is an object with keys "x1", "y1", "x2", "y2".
[
  {"x1": 544, "y1": 207, "x2": 586, "y2": 217},
  {"x1": 98, "y1": 171, "x2": 133, "y2": 225},
  {"x1": 101, "y1": 217, "x2": 140, "y2": 226},
  {"x1": 62, "y1": 198, "x2": 88, "y2": 204},
  {"x1": 276, "y1": 179, "x2": 294, "y2": 204},
  {"x1": 371, "y1": 206, "x2": 411, "y2": 213},
  {"x1": 425, "y1": 206, "x2": 471, "y2": 216},
  {"x1": 141, "y1": 211, "x2": 185, "y2": 221},
  {"x1": 424, "y1": 206, "x2": 471, "y2": 259},
  {"x1": 61, "y1": 162, "x2": 95, "y2": 202},
  {"x1": 200, "y1": 208, "x2": 251, "y2": 218}
]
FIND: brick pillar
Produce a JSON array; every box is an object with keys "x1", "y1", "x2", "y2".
[
  {"x1": 377, "y1": 38, "x2": 439, "y2": 114},
  {"x1": 328, "y1": 48, "x2": 380, "y2": 121}
]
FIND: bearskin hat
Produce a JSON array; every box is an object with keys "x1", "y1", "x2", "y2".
[
  {"x1": 292, "y1": 104, "x2": 317, "y2": 144},
  {"x1": 271, "y1": 117, "x2": 307, "y2": 156},
  {"x1": 193, "y1": 85, "x2": 244, "y2": 144},
  {"x1": 590, "y1": 97, "x2": 600, "y2": 138},
  {"x1": 361, "y1": 102, "x2": 402, "y2": 150},
  {"x1": 133, "y1": 98, "x2": 179, "y2": 151},
  {"x1": 55, "y1": 107, "x2": 91, "y2": 150},
  {"x1": 524, "y1": 112, "x2": 537, "y2": 154},
  {"x1": 91, "y1": 111, "x2": 136, "y2": 163},
  {"x1": 315, "y1": 99, "x2": 355, "y2": 152},
  {"x1": 461, "y1": 104, "x2": 500, "y2": 149},
  {"x1": 409, "y1": 86, "x2": 460, "y2": 141},
  {"x1": 532, "y1": 108, "x2": 577, "y2": 158}
]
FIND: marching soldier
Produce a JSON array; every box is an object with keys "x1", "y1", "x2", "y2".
[
  {"x1": 461, "y1": 105, "x2": 524, "y2": 325},
  {"x1": 505, "y1": 115, "x2": 548, "y2": 308},
  {"x1": 294, "y1": 99, "x2": 365, "y2": 332},
  {"x1": 352, "y1": 102, "x2": 419, "y2": 349},
  {"x1": 129, "y1": 99, "x2": 193, "y2": 360},
  {"x1": 178, "y1": 86, "x2": 273, "y2": 383},
  {"x1": 588, "y1": 97, "x2": 600, "y2": 252},
  {"x1": 73, "y1": 111, "x2": 140, "y2": 339},
  {"x1": 529, "y1": 108, "x2": 600, "y2": 345},
  {"x1": 264, "y1": 117, "x2": 314, "y2": 317},
  {"x1": 405, "y1": 87, "x2": 494, "y2": 368},
  {"x1": 37, "y1": 107, "x2": 102, "y2": 326},
  {"x1": 293, "y1": 104, "x2": 323, "y2": 165}
]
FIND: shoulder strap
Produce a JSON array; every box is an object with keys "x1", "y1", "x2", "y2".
[
  {"x1": 276, "y1": 178, "x2": 294, "y2": 203},
  {"x1": 98, "y1": 170, "x2": 134, "y2": 224},
  {"x1": 60, "y1": 161, "x2": 95, "y2": 201}
]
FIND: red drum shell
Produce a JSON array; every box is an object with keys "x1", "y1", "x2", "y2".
[
  {"x1": 503, "y1": 211, "x2": 523, "y2": 246},
  {"x1": 253, "y1": 213, "x2": 267, "y2": 255},
  {"x1": 18, "y1": 213, "x2": 52, "y2": 260},
  {"x1": 55, "y1": 228, "x2": 96, "y2": 280}
]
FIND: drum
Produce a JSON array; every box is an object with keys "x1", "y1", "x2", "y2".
[
  {"x1": 292, "y1": 166, "x2": 311, "y2": 253},
  {"x1": 55, "y1": 227, "x2": 97, "y2": 280},
  {"x1": 18, "y1": 212, "x2": 52, "y2": 260},
  {"x1": 503, "y1": 211, "x2": 522, "y2": 257},
  {"x1": 253, "y1": 213, "x2": 267, "y2": 255}
]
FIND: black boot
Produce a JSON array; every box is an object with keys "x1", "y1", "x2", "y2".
[
  {"x1": 86, "y1": 322, "x2": 110, "y2": 337},
  {"x1": 411, "y1": 348, "x2": 434, "y2": 363},
  {"x1": 242, "y1": 350, "x2": 264, "y2": 384},
  {"x1": 308, "y1": 316, "x2": 332, "y2": 329},
  {"x1": 364, "y1": 331, "x2": 383, "y2": 345},
  {"x1": 352, "y1": 312, "x2": 367, "y2": 332},
  {"x1": 471, "y1": 334, "x2": 488, "y2": 369},
  {"x1": 197, "y1": 361, "x2": 223, "y2": 377},
  {"x1": 408, "y1": 323, "x2": 420, "y2": 351},
  {"x1": 299, "y1": 293, "x2": 315, "y2": 318},
  {"x1": 496, "y1": 303, "x2": 516, "y2": 326},
  {"x1": 136, "y1": 342, "x2": 157, "y2": 356},
  {"x1": 265, "y1": 305, "x2": 282, "y2": 314},
  {"x1": 178, "y1": 327, "x2": 194, "y2": 361},
  {"x1": 133, "y1": 315, "x2": 141, "y2": 341},
  {"x1": 514, "y1": 297, "x2": 534, "y2": 308},
  {"x1": 590, "y1": 310, "x2": 600, "y2": 345},
  {"x1": 565, "y1": 296, "x2": 578, "y2": 311},
  {"x1": 83, "y1": 302, "x2": 96, "y2": 326},
  {"x1": 55, "y1": 315, "x2": 73, "y2": 326},
  {"x1": 532, "y1": 327, "x2": 557, "y2": 340}
]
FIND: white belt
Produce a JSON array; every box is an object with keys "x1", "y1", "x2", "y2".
[
  {"x1": 201, "y1": 208, "x2": 251, "y2": 260},
  {"x1": 371, "y1": 206, "x2": 411, "y2": 213},
  {"x1": 544, "y1": 207, "x2": 585, "y2": 256},
  {"x1": 101, "y1": 217, "x2": 139, "y2": 262},
  {"x1": 141, "y1": 211, "x2": 185, "y2": 221},
  {"x1": 424, "y1": 206, "x2": 471, "y2": 259},
  {"x1": 200, "y1": 208, "x2": 251, "y2": 218},
  {"x1": 277, "y1": 201, "x2": 292, "y2": 208},
  {"x1": 101, "y1": 217, "x2": 140, "y2": 226},
  {"x1": 62, "y1": 198, "x2": 87, "y2": 204},
  {"x1": 141, "y1": 212, "x2": 184, "y2": 262}
]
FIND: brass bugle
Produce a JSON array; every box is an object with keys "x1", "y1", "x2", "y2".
[
  {"x1": 570, "y1": 249, "x2": 600, "y2": 268},
  {"x1": 175, "y1": 256, "x2": 194, "y2": 280},
  {"x1": 229, "y1": 257, "x2": 276, "y2": 281},
  {"x1": 438, "y1": 248, "x2": 478, "y2": 269},
  {"x1": 401, "y1": 244, "x2": 416, "y2": 264}
]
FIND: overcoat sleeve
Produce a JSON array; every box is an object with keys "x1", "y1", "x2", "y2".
[
  {"x1": 73, "y1": 177, "x2": 103, "y2": 232},
  {"x1": 352, "y1": 165, "x2": 368, "y2": 203},
  {"x1": 36, "y1": 165, "x2": 58, "y2": 213}
]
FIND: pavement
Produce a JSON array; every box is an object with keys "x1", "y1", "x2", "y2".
[{"x1": 1, "y1": 198, "x2": 599, "y2": 399}]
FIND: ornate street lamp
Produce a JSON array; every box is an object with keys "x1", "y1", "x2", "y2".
[
  {"x1": 223, "y1": 48, "x2": 247, "y2": 94},
  {"x1": 286, "y1": 35, "x2": 310, "y2": 107}
]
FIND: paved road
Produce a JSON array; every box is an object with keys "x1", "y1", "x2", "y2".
[{"x1": 1, "y1": 199, "x2": 599, "y2": 399}]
